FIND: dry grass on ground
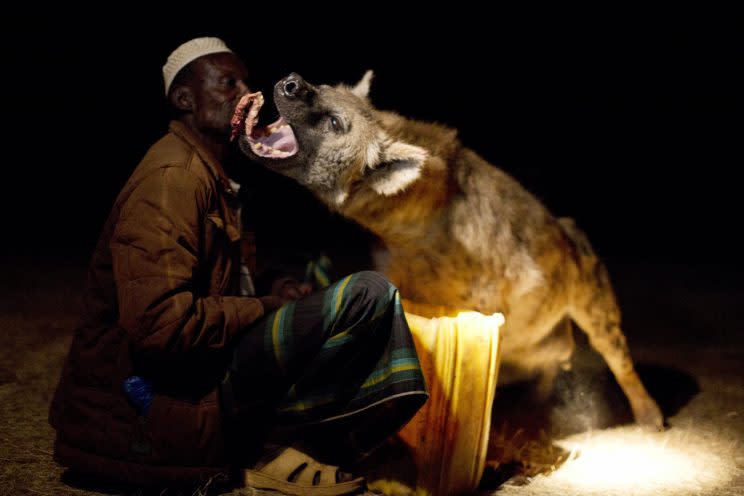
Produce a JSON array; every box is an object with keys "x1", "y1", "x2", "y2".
[{"x1": 1, "y1": 260, "x2": 743, "y2": 495}]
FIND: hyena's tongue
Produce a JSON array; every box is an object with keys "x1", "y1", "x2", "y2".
[{"x1": 230, "y1": 91, "x2": 298, "y2": 158}]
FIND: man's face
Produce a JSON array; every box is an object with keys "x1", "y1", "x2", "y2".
[{"x1": 189, "y1": 53, "x2": 250, "y2": 138}]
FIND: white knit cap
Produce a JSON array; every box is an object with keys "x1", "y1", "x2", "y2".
[{"x1": 162, "y1": 37, "x2": 233, "y2": 95}]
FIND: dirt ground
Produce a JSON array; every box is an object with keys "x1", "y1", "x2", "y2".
[{"x1": 1, "y1": 257, "x2": 742, "y2": 495}]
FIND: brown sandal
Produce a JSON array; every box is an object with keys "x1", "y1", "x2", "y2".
[{"x1": 244, "y1": 446, "x2": 365, "y2": 495}]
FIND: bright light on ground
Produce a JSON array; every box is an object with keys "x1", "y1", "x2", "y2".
[{"x1": 546, "y1": 427, "x2": 735, "y2": 496}]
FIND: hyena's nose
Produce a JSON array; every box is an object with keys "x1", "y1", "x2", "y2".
[
  {"x1": 281, "y1": 73, "x2": 311, "y2": 101},
  {"x1": 283, "y1": 77, "x2": 299, "y2": 97}
]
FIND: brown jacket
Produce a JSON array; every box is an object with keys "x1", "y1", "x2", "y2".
[{"x1": 49, "y1": 121, "x2": 265, "y2": 486}]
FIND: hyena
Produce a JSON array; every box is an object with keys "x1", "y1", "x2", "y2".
[{"x1": 232, "y1": 72, "x2": 664, "y2": 429}]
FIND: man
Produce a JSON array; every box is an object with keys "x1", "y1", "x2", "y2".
[{"x1": 49, "y1": 37, "x2": 428, "y2": 495}]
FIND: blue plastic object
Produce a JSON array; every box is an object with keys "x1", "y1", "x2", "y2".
[{"x1": 122, "y1": 376, "x2": 154, "y2": 416}]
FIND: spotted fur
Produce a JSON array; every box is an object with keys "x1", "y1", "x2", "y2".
[{"x1": 240, "y1": 72, "x2": 663, "y2": 429}]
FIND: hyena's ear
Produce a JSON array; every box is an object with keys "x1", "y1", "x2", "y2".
[
  {"x1": 351, "y1": 70, "x2": 374, "y2": 99},
  {"x1": 368, "y1": 141, "x2": 428, "y2": 196}
]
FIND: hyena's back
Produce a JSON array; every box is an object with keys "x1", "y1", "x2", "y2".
[{"x1": 382, "y1": 134, "x2": 574, "y2": 313}]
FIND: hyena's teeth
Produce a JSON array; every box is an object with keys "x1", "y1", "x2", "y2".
[
  {"x1": 251, "y1": 140, "x2": 289, "y2": 157},
  {"x1": 268, "y1": 124, "x2": 288, "y2": 135}
]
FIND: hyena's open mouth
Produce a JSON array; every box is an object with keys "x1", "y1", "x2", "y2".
[{"x1": 230, "y1": 91, "x2": 298, "y2": 158}]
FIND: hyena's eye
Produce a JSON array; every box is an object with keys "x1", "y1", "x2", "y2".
[{"x1": 329, "y1": 115, "x2": 344, "y2": 133}]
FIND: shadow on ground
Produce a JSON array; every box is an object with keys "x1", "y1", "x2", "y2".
[
  {"x1": 60, "y1": 469, "x2": 237, "y2": 496},
  {"x1": 480, "y1": 352, "x2": 701, "y2": 490}
]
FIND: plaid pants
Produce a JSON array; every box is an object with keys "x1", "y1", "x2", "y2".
[{"x1": 221, "y1": 270, "x2": 428, "y2": 459}]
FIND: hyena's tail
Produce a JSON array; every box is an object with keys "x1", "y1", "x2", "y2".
[{"x1": 558, "y1": 216, "x2": 596, "y2": 262}]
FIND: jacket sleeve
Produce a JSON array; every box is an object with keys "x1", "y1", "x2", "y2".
[{"x1": 111, "y1": 166, "x2": 264, "y2": 355}]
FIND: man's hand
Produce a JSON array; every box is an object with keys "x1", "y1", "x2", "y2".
[
  {"x1": 257, "y1": 278, "x2": 312, "y2": 314},
  {"x1": 270, "y1": 277, "x2": 313, "y2": 301},
  {"x1": 257, "y1": 295, "x2": 287, "y2": 313}
]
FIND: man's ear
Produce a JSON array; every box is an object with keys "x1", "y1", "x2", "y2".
[
  {"x1": 367, "y1": 141, "x2": 428, "y2": 196},
  {"x1": 351, "y1": 70, "x2": 374, "y2": 99},
  {"x1": 169, "y1": 85, "x2": 194, "y2": 112}
]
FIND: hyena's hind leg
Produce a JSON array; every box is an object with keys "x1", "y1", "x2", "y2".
[{"x1": 561, "y1": 218, "x2": 664, "y2": 430}]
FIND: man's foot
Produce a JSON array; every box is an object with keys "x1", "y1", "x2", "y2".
[{"x1": 244, "y1": 445, "x2": 365, "y2": 495}]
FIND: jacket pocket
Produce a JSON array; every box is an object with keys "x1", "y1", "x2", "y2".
[{"x1": 144, "y1": 390, "x2": 226, "y2": 466}]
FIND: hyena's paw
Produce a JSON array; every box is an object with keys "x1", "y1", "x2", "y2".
[{"x1": 631, "y1": 397, "x2": 665, "y2": 431}]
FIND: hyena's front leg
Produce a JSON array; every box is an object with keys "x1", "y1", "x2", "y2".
[
  {"x1": 533, "y1": 317, "x2": 575, "y2": 400},
  {"x1": 570, "y1": 262, "x2": 664, "y2": 430}
]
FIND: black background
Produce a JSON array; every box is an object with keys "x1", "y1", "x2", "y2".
[{"x1": 3, "y1": 9, "x2": 740, "y2": 269}]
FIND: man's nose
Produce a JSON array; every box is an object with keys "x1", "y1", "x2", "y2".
[{"x1": 281, "y1": 73, "x2": 312, "y2": 101}]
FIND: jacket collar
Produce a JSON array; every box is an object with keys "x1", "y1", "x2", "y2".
[{"x1": 168, "y1": 121, "x2": 240, "y2": 197}]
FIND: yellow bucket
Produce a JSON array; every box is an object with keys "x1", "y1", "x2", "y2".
[{"x1": 388, "y1": 299, "x2": 504, "y2": 495}]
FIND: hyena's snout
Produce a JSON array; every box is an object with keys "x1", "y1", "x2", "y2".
[{"x1": 276, "y1": 73, "x2": 314, "y2": 104}]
